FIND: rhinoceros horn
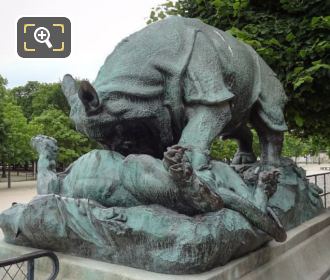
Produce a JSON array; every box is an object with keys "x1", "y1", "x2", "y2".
[{"x1": 61, "y1": 74, "x2": 79, "y2": 108}]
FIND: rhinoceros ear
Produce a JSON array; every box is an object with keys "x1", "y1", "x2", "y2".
[{"x1": 62, "y1": 74, "x2": 78, "y2": 107}]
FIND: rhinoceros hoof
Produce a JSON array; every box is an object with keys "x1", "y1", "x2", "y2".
[
  {"x1": 232, "y1": 152, "x2": 257, "y2": 165},
  {"x1": 163, "y1": 145, "x2": 193, "y2": 181}
]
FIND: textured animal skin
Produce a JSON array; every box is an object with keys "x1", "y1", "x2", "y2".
[
  {"x1": 62, "y1": 16, "x2": 287, "y2": 166},
  {"x1": 0, "y1": 17, "x2": 323, "y2": 275}
]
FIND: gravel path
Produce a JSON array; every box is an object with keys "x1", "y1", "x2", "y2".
[
  {"x1": 0, "y1": 181, "x2": 37, "y2": 238},
  {"x1": 0, "y1": 181, "x2": 37, "y2": 212}
]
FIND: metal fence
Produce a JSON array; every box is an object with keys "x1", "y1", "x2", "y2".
[
  {"x1": 0, "y1": 251, "x2": 59, "y2": 280},
  {"x1": 307, "y1": 172, "x2": 330, "y2": 208}
]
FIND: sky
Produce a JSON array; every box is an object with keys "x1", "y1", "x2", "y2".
[{"x1": 0, "y1": 0, "x2": 165, "y2": 88}]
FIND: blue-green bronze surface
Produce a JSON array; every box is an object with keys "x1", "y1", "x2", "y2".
[{"x1": 0, "y1": 17, "x2": 323, "y2": 274}]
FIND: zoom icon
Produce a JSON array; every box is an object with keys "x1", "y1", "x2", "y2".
[{"x1": 17, "y1": 17, "x2": 71, "y2": 58}]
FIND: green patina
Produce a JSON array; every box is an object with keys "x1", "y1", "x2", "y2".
[{"x1": 0, "y1": 17, "x2": 323, "y2": 274}]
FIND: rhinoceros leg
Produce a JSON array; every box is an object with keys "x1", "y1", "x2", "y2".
[
  {"x1": 178, "y1": 103, "x2": 231, "y2": 169},
  {"x1": 163, "y1": 145, "x2": 224, "y2": 213},
  {"x1": 251, "y1": 113, "x2": 283, "y2": 165},
  {"x1": 162, "y1": 145, "x2": 286, "y2": 242},
  {"x1": 222, "y1": 124, "x2": 257, "y2": 164}
]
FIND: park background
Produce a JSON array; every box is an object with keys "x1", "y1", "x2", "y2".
[{"x1": 0, "y1": 0, "x2": 329, "y2": 188}]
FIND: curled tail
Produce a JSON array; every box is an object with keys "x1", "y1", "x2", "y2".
[{"x1": 219, "y1": 187, "x2": 287, "y2": 242}]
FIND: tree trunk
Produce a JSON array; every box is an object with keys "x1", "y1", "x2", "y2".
[
  {"x1": 24, "y1": 162, "x2": 29, "y2": 171},
  {"x1": 8, "y1": 166, "x2": 11, "y2": 189},
  {"x1": 33, "y1": 161, "x2": 37, "y2": 180},
  {"x1": 1, "y1": 163, "x2": 6, "y2": 178}
]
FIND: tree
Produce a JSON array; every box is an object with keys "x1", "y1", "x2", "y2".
[
  {"x1": 31, "y1": 83, "x2": 70, "y2": 117},
  {"x1": 211, "y1": 130, "x2": 322, "y2": 163},
  {"x1": 304, "y1": 135, "x2": 330, "y2": 158},
  {"x1": 282, "y1": 132, "x2": 309, "y2": 162},
  {"x1": 1, "y1": 98, "x2": 34, "y2": 164},
  {"x1": 149, "y1": 0, "x2": 330, "y2": 139},
  {"x1": 211, "y1": 129, "x2": 262, "y2": 162},
  {"x1": 0, "y1": 76, "x2": 9, "y2": 178},
  {"x1": 9, "y1": 81, "x2": 40, "y2": 120},
  {"x1": 10, "y1": 82, "x2": 70, "y2": 120},
  {"x1": 28, "y1": 108, "x2": 94, "y2": 166},
  {"x1": 210, "y1": 138, "x2": 237, "y2": 162},
  {"x1": 10, "y1": 80, "x2": 94, "y2": 168},
  {"x1": 0, "y1": 90, "x2": 35, "y2": 184},
  {"x1": 0, "y1": 76, "x2": 7, "y2": 148}
]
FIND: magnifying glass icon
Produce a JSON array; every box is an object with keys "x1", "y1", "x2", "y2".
[{"x1": 34, "y1": 27, "x2": 53, "y2": 48}]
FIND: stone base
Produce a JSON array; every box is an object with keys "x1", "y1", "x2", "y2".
[{"x1": 1, "y1": 210, "x2": 330, "y2": 280}]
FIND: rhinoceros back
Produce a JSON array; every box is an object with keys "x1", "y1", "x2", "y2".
[
  {"x1": 182, "y1": 17, "x2": 287, "y2": 131},
  {"x1": 93, "y1": 16, "x2": 287, "y2": 132}
]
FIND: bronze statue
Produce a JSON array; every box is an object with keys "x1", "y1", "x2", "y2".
[{"x1": 0, "y1": 17, "x2": 322, "y2": 274}]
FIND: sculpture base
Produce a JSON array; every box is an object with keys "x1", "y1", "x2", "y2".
[{"x1": 1, "y1": 209, "x2": 330, "y2": 280}]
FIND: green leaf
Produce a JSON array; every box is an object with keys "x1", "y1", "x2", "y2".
[
  {"x1": 293, "y1": 75, "x2": 314, "y2": 90},
  {"x1": 286, "y1": 33, "x2": 296, "y2": 42},
  {"x1": 293, "y1": 67, "x2": 304, "y2": 74},
  {"x1": 294, "y1": 114, "x2": 304, "y2": 127},
  {"x1": 311, "y1": 16, "x2": 330, "y2": 29}
]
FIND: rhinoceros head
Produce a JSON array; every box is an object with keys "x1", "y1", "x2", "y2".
[{"x1": 61, "y1": 74, "x2": 174, "y2": 158}]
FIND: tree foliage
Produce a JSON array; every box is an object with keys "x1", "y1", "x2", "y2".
[
  {"x1": 9, "y1": 81, "x2": 40, "y2": 120},
  {"x1": 0, "y1": 94, "x2": 34, "y2": 165},
  {"x1": 149, "y1": 0, "x2": 330, "y2": 139},
  {"x1": 10, "y1": 82, "x2": 70, "y2": 120},
  {"x1": 0, "y1": 76, "x2": 8, "y2": 152},
  {"x1": 0, "y1": 79, "x2": 94, "y2": 168},
  {"x1": 210, "y1": 138, "x2": 237, "y2": 162},
  {"x1": 28, "y1": 109, "x2": 93, "y2": 165},
  {"x1": 282, "y1": 132, "x2": 308, "y2": 159},
  {"x1": 210, "y1": 131, "x2": 328, "y2": 162}
]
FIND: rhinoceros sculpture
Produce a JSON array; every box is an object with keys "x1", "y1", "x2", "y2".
[
  {"x1": 0, "y1": 17, "x2": 323, "y2": 276},
  {"x1": 62, "y1": 16, "x2": 287, "y2": 167}
]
